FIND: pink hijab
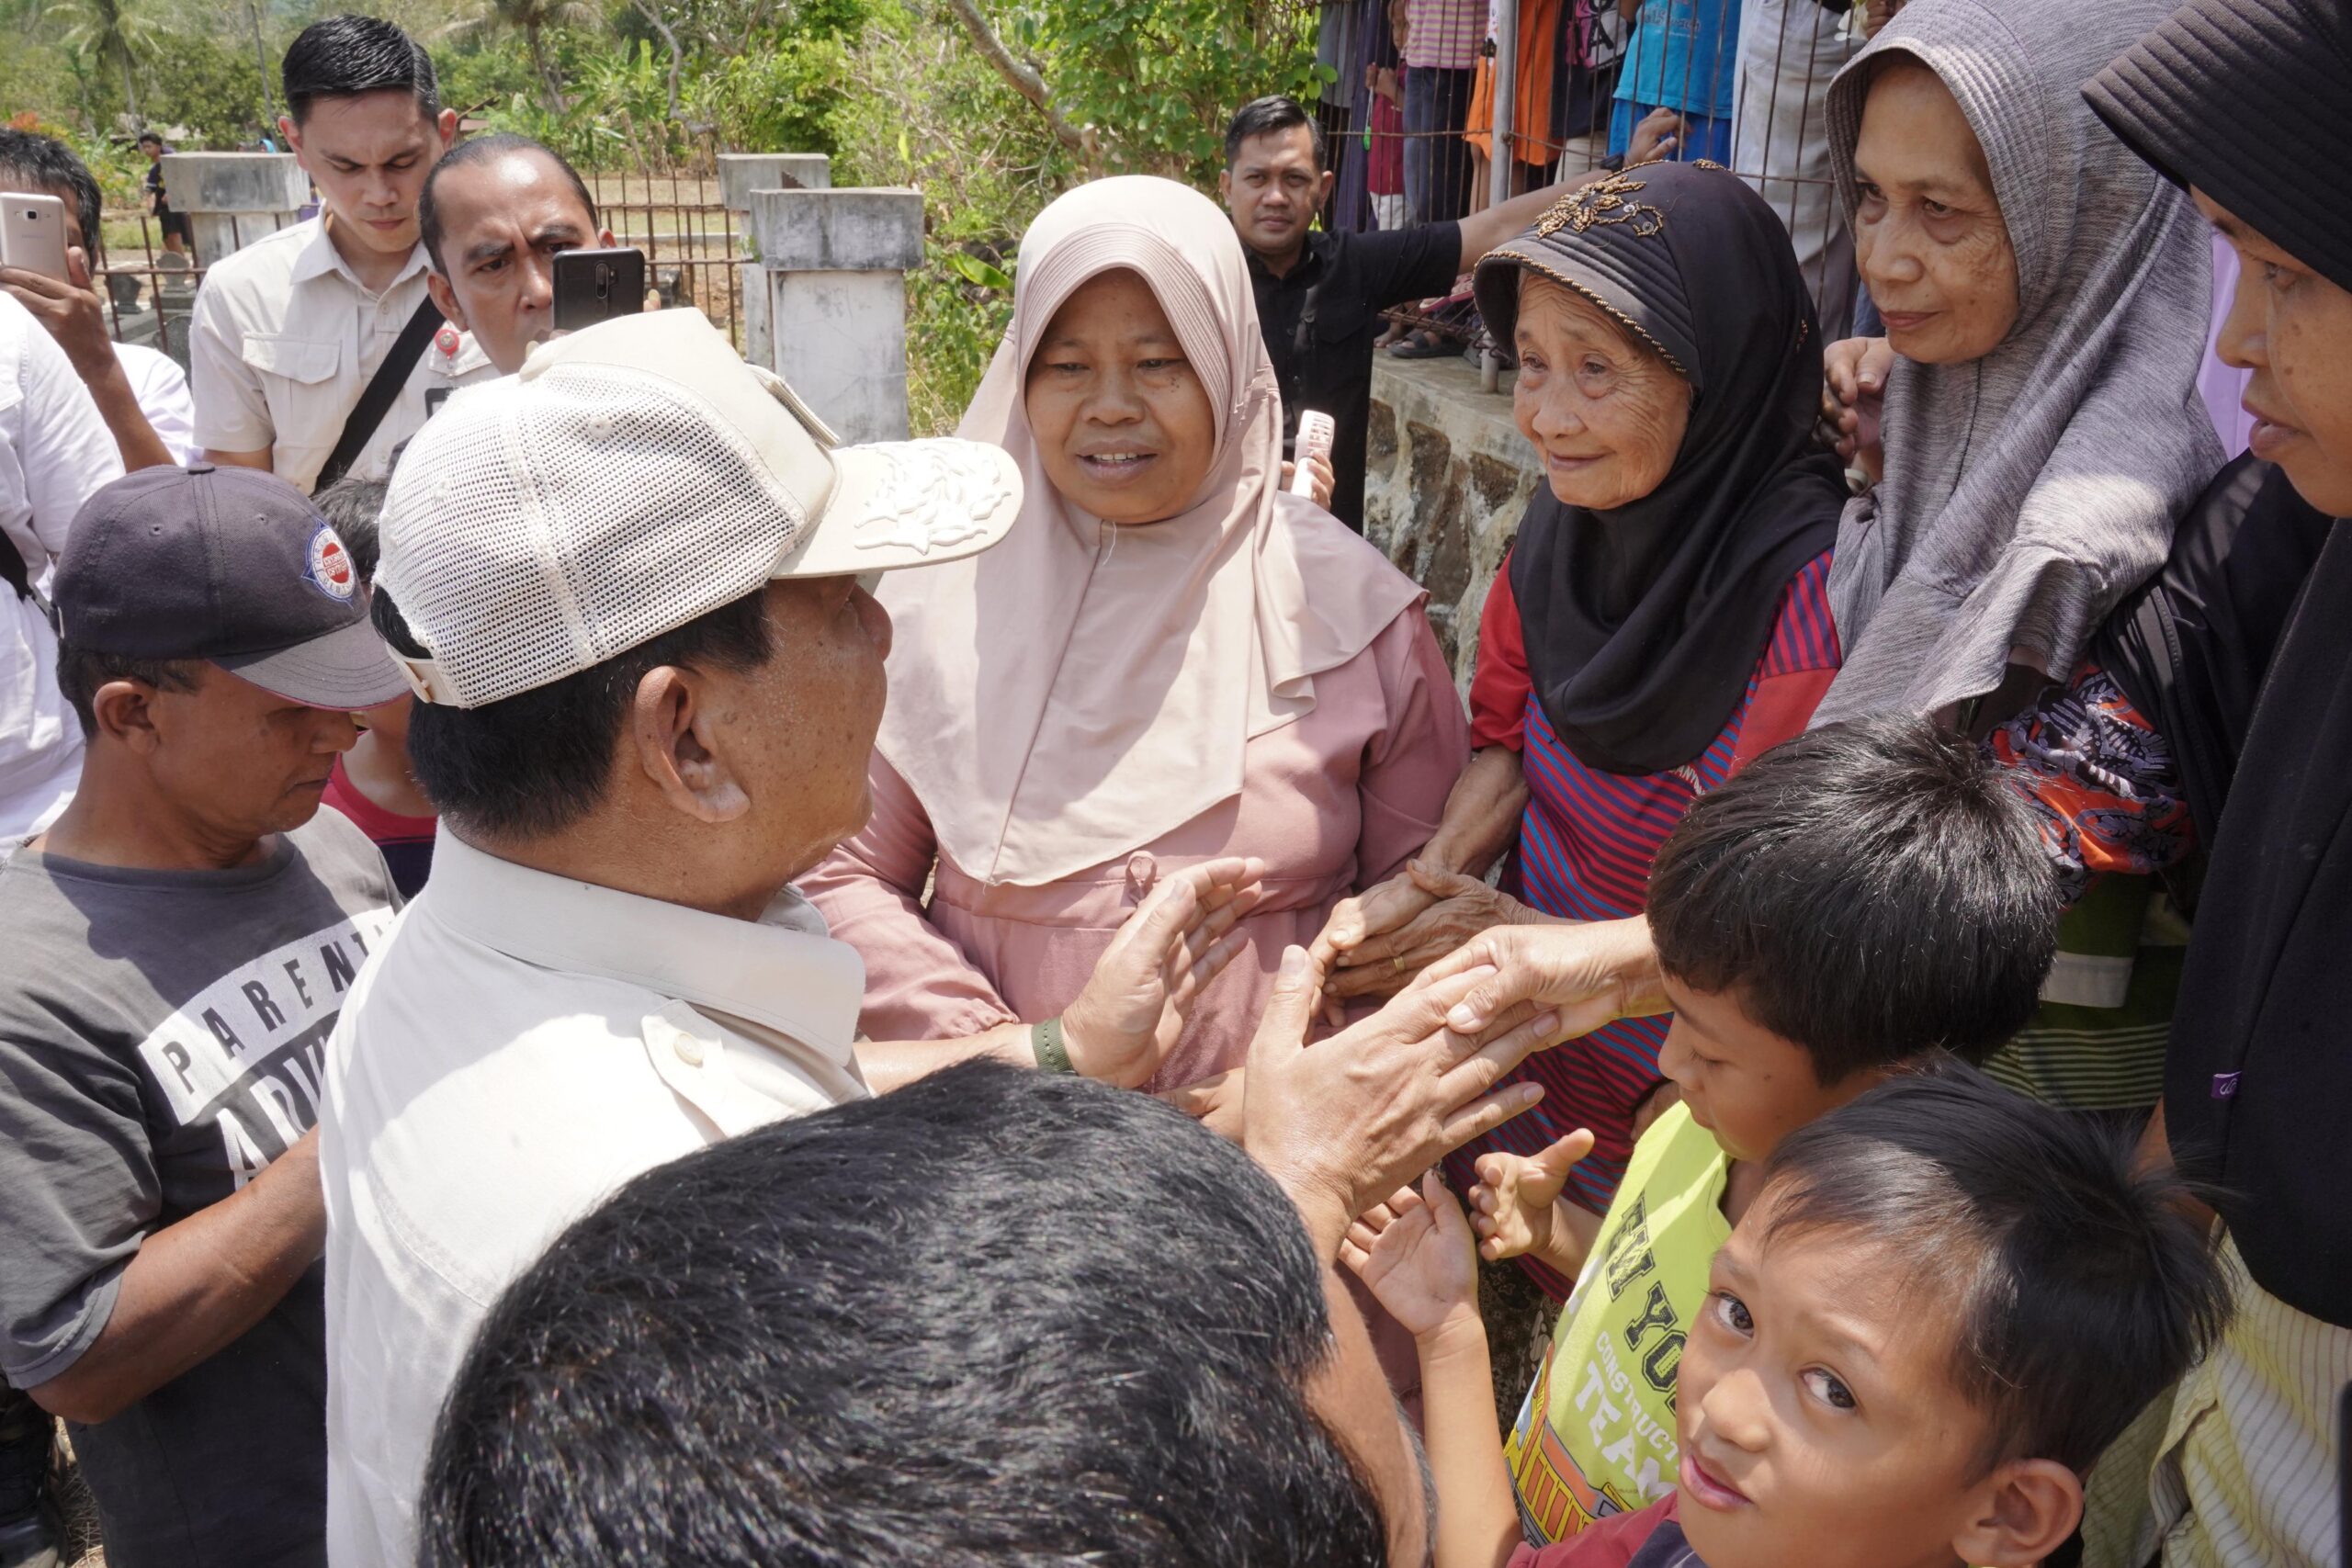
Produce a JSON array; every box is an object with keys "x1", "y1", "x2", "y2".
[{"x1": 874, "y1": 176, "x2": 1421, "y2": 887}]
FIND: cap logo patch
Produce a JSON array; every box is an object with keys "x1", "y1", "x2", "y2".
[
  {"x1": 849, "y1": 443, "x2": 1012, "y2": 558},
  {"x1": 305, "y1": 521, "x2": 357, "y2": 602}
]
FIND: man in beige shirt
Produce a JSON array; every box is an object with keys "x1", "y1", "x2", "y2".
[
  {"x1": 321, "y1": 309, "x2": 1270, "y2": 1567},
  {"x1": 189, "y1": 16, "x2": 493, "y2": 492}
]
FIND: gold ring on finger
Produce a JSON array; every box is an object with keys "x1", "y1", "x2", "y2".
[{"x1": 1392, "y1": 954, "x2": 1406, "y2": 976}]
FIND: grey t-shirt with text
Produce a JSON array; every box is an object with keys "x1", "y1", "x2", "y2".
[{"x1": 0, "y1": 811, "x2": 396, "y2": 1568}]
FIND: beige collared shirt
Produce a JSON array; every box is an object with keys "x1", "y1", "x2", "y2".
[
  {"x1": 318, "y1": 831, "x2": 870, "y2": 1568},
  {"x1": 188, "y1": 217, "x2": 499, "y2": 493}
]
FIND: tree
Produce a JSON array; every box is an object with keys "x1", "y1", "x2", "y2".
[
  {"x1": 442, "y1": 0, "x2": 594, "y2": 110},
  {"x1": 939, "y1": 0, "x2": 1320, "y2": 183},
  {"x1": 51, "y1": 0, "x2": 167, "y2": 121}
]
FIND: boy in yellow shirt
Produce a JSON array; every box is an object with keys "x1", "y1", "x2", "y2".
[{"x1": 1363, "y1": 716, "x2": 2065, "y2": 1554}]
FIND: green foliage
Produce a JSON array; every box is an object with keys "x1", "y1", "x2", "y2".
[
  {"x1": 1009, "y1": 0, "x2": 1321, "y2": 183},
  {"x1": 9, "y1": 0, "x2": 1316, "y2": 431},
  {"x1": 707, "y1": 31, "x2": 854, "y2": 155},
  {"x1": 141, "y1": 28, "x2": 276, "y2": 144}
]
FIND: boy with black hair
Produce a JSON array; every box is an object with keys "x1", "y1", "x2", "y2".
[
  {"x1": 1347, "y1": 1064, "x2": 2230, "y2": 1568},
  {"x1": 1358, "y1": 716, "x2": 2063, "y2": 1554},
  {"x1": 311, "y1": 476, "x2": 436, "y2": 895},
  {"x1": 189, "y1": 13, "x2": 494, "y2": 493}
]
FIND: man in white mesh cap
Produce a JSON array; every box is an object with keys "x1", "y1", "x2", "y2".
[{"x1": 315, "y1": 309, "x2": 1267, "y2": 1568}]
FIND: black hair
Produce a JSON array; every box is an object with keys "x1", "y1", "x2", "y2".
[
  {"x1": 0, "y1": 130, "x2": 101, "y2": 252},
  {"x1": 55, "y1": 644, "x2": 201, "y2": 739},
  {"x1": 136, "y1": 131, "x2": 164, "y2": 148},
  {"x1": 418, "y1": 132, "x2": 599, "y2": 274},
  {"x1": 1225, "y1": 95, "x2": 1324, "y2": 171},
  {"x1": 372, "y1": 586, "x2": 774, "y2": 840},
  {"x1": 281, "y1": 15, "x2": 440, "y2": 126},
  {"x1": 1761, "y1": 1065, "x2": 2232, "y2": 1476},
  {"x1": 1647, "y1": 714, "x2": 2059, "y2": 1081},
  {"x1": 420, "y1": 1062, "x2": 1386, "y2": 1568},
  {"x1": 311, "y1": 476, "x2": 389, "y2": 580}
]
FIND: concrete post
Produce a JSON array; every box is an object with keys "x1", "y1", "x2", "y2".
[
  {"x1": 162, "y1": 152, "x2": 310, "y2": 269},
  {"x1": 722, "y1": 153, "x2": 833, "y2": 367},
  {"x1": 718, "y1": 152, "x2": 832, "y2": 215},
  {"x1": 746, "y1": 186, "x2": 925, "y2": 444}
]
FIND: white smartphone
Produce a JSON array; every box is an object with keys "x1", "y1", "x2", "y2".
[{"x1": 0, "y1": 192, "x2": 71, "y2": 282}]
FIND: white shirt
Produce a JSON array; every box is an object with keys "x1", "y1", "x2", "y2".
[
  {"x1": 112, "y1": 341, "x2": 197, "y2": 464},
  {"x1": 0, "y1": 294, "x2": 121, "y2": 839},
  {"x1": 187, "y1": 219, "x2": 498, "y2": 493},
  {"x1": 320, "y1": 831, "x2": 870, "y2": 1568}
]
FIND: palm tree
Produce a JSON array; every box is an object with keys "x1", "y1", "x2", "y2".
[
  {"x1": 50, "y1": 0, "x2": 166, "y2": 121},
  {"x1": 444, "y1": 0, "x2": 596, "y2": 111}
]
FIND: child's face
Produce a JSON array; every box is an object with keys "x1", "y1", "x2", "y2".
[
  {"x1": 355, "y1": 694, "x2": 413, "y2": 750},
  {"x1": 1675, "y1": 1202, "x2": 2081, "y2": 1568},
  {"x1": 1655, "y1": 978, "x2": 1877, "y2": 1164}
]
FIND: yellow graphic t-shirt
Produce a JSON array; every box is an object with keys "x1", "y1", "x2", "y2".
[{"x1": 1505, "y1": 1103, "x2": 1729, "y2": 1543}]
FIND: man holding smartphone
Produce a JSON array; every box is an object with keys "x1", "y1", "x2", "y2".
[
  {"x1": 188, "y1": 15, "x2": 497, "y2": 494},
  {"x1": 416, "y1": 133, "x2": 622, "y2": 377}
]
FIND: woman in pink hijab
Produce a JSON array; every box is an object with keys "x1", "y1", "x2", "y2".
[{"x1": 801, "y1": 175, "x2": 1470, "y2": 1093}]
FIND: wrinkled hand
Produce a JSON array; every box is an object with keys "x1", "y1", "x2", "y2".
[
  {"x1": 1314, "y1": 864, "x2": 1442, "y2": 969},
  {"x1": 1468, "y1": 1127, "x2": 1594, "y2": 1262},
  {"x1": 1280, "y1": 450, "x2": 1337, "y2": 512},
  {"x1": 1, "y1": 247, "x2": 117, "y2": 379},
  {"x1": 1244, "y1": 944, "x2": 1559, "y2": 1253},
  {"x1": 1161, "y1": 1066, "x2": 1247, "y2": 1143},
  {"x1": 1326, "y1": 861, "x2": 1537, "y2": 1001},
  {"x1": 1340, "y1": 1170, "x2": 1480, "y2": 1337},
  {"x1": 1416, "y1": 914, "x2": 1667, "y2": 1042},
  {"x1": 1627, "y1": 106, "x2": 1687, "y2": 165},
  {"x1": 1816, "y1": 334, "x2": 1891, "y2": 482},
  {"x1": 1063, "y1": 857, "x2": 1264, "y2": 1089}
]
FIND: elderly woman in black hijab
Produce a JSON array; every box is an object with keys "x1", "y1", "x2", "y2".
[{"x1": 1313, "y1": 162, "x2": 1849, "y2": 1290}]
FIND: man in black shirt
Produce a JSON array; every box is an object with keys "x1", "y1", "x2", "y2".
[{"x1": 1219, "y1": 95, "x2": 1666, "y2": 532}]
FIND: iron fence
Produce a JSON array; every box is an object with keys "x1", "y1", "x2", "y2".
[{"x1": 95, "y1": 158, "x2": 752, "y2": 366}]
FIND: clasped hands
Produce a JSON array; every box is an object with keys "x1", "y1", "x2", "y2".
[{"x1": 1054, "y1": 854, "x2": 1667, "y2": 1262}]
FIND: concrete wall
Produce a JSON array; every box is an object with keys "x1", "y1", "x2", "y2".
[
  {"x1": 161, "y1": 152, "x2": 309, "y2": 269},
  {"x1": 746, "y1": 187, "x2": 926, "y2": 444},
  {"x1": 1363, "y1": 355, "x2": 1542, "y2": 692}
]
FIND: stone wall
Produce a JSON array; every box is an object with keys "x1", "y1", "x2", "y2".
[{"x1": 1362, "y1": 355, "x2": 1543, "y2": 694}]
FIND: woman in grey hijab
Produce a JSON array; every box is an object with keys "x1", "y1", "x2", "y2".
[{"x1": 1810, "y1": 0, "x2": 2224, "y2": 727}]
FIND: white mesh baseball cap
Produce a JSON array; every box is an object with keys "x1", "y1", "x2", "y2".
[{"x1": 373, "y1": 308, "x2": 1023, "y2": 708}]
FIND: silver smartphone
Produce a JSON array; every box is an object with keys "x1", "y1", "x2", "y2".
[{"x1": 0, "y1": 193, "x2": 71, "y2": 282}]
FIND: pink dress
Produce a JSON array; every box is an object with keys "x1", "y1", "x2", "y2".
[{"x1": 802, "y1": 607, "x2": 1472, "y2": 1090}]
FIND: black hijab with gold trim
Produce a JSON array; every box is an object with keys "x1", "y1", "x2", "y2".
[{"x1": 1473, "y1": 161, "x2": 1845, "y2": 776}]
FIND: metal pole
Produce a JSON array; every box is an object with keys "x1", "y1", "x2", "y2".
[
  {"x1": 248, "y1": 0, "x2": 277, "y2": 133},
  {"x1": 1482, "y1": 0, "x2": 1519, "y2": 392}
]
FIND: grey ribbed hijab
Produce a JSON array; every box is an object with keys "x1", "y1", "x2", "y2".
[{"x1": 1809, "y1": 0, "x2": 2225, "y2": 726}]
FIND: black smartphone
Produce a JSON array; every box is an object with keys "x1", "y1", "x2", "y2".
[{"x1": 551, "y1": 247, "x2": 647, "y2": 332}]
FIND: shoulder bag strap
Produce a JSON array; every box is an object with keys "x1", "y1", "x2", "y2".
[{"x1": 315, "y1": 294, "x2": 445, "y2": 492}]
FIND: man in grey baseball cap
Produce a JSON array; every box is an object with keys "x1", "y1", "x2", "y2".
[
  {"x1": 319, "y1": 309, "x2": 1268, "y2": 1567},
  {"x1": 0, "y1": 464, "x2": 405, "y2": 1567}
]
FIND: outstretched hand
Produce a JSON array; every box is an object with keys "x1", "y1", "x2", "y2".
[
  {"x1": 1324, "y1": 861, "x2": 1539, "y2": 1001},
  {"x1": 1340, "y1": 1170, "x2": 1481, "y2": 1338},
  {"x1": 1062, "y1": 857, "x2": 1264, "y2": 1089},
  {"x1": 1243, "y1": 944, "x2": 1559, "y2": 1255},
  {"x1": 1816, "y1": 334, "x2": 1892, "y2": 481},
  {"x1": 1414, "y1": 914, "x2": 1668, "y2": 1042},
  {"x1": 1468, "y1": 1127, "x2": 1595, "y2": 1265}
]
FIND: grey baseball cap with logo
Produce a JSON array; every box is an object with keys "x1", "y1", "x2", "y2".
[
  {"x1": 374, "y1": 308, "x2": 1025, "y2": 709},
  {"x1": 52, "y1": 464, "x2": 411, "y2": 709}
]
